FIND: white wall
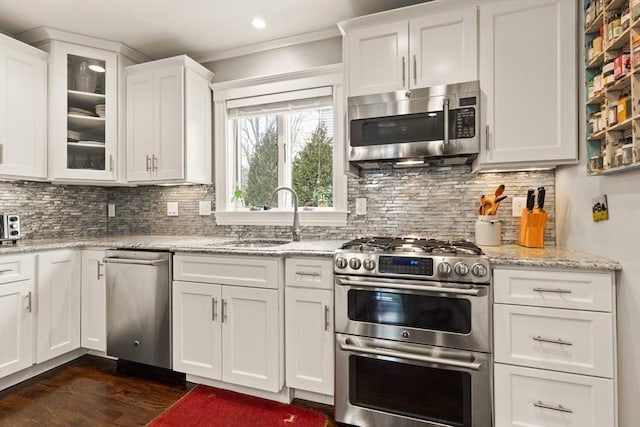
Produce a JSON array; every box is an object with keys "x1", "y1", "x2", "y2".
[{"x1": 556, "y1": 149, "x2": 640, "y2": 427}]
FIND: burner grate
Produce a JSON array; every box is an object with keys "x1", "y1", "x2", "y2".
[{"x1": 340, "y1": 236, "x2": 484, "y2": 256}]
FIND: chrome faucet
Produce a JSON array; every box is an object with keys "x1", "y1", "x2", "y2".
[{"x1": 270, "y1": 186, "x2": 302, "y2": 241}]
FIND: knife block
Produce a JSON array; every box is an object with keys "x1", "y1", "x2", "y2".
[{"x1": 517, "y1": 208, "x2": 547, "y2": 248}]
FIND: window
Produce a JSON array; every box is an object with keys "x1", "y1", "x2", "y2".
[{"x1": 212, "y1": 65, "x2": 347, "y2": 226}]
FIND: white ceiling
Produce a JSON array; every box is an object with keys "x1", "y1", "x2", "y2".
[{"x1": 0, "y1": 0, "x2": 430, "y2": 61}]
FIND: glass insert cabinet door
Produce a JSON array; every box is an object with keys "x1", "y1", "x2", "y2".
[{"x1": 50, "y1": 43, "x2": 117, "y2": 181}]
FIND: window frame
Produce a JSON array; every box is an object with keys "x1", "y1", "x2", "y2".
[{"x1": 211, "y1": 64, "x2": 347, "y2": 226}]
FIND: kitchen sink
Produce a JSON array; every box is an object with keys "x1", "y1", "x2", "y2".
[{"x1": 210, "y1": 239, "x2": 290, "y2": 248}]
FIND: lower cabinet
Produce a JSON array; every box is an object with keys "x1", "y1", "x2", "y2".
[
  {"x1": 172, "y1": 253, "x2": 283, "y2": 393},
  {"x1": 284, "y1": 257, "x2": 334, "y2": 396},
  {"x1": 493, "y1": 267, "x2": 617, "y2": 427},
  {"x1": 81, "y1": 250, "x2": 106, "y2": 352},
  {"x1": 36, "y1": 250, "x2": 81, "y2": 364},
  {"x1": 0, "y1": 278, "x2": 35, "y2": 378}
]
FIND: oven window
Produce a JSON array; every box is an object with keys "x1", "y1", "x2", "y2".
[
  {"x1": 350, "y1": 112, "x2": 444, "y2": 146},
  {"x1": 347, "y1": 290, "x2": 471, "y2": 334},
  {"x1": 350, "y1": 355, "x2": 471, "y2": 427}
]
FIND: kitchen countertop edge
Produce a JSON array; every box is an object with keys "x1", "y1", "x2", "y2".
[{"x1": 0, "y1": 237, "x2": 622, "y2": 271}]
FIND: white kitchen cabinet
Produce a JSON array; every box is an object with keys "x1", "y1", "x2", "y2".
[
  {"x1": 80, "y1": 250, "x2": 106, "y2": 352},
  {"x1": 172, "y1": 280, "x2": 222, "y2": 379},
  {"x1": 36, "y1": 249, "x2": 81, "y2": 363},
  {"x1": 126, "y1": 55, "x2": 213, "y2": 184},
  {"x1": 172, "y1": 253, "x2": 283, "y2": 393},
  {"x1": 493, "y1": 267, "x2": 617, "y2": 426},
  {"x1": 0, "y1": 255, "x2": 35, "y2": 378},
  {"x1": 284, "y1": 257, "x2": 334, "y2": 397},
  {"x1": 340, "y1": 3, "x2": 477, "y2": 97},
  {"x1": 475, "y1": 0, "x2": 577, "y2": 170},
  {"x1": 0, "y1": 33, "x2": 47, "y2": 180}
]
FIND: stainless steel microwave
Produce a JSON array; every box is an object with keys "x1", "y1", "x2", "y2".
[{"x1": 347, "y1": 80, "x2": 480, "y2": 172}]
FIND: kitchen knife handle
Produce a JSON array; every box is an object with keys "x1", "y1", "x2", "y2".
[
  {"x1": 526, "y1": 189, "x2": 535, "y2": 211},
  {"x1": 537, "y1": 187, "x2": 546, "y2": 210}
]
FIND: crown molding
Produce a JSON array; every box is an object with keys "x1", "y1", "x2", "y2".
[{"x1": 194, "y1": 27, "x2": 340, "y2": 64}]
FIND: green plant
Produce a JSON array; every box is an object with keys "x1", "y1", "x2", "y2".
[{"x1": 230, "y1": 188, "x2": 243, "y2": 202}]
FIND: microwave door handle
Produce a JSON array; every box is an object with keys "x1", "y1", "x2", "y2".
[{"x1": 443, "y1": 98, "x2": 450, "y2": 154}]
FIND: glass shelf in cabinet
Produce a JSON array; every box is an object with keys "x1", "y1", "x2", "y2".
[
  {"x1": 588, "y1": 130, "x2": 606, "y2": 140},
  {"x1": 602, "y1": 161, "x2": 640, "y2": 174},
  {"x1": 606, "y1": 27, "x2": 631, "y2": 51},
  {"x1": 587, "y1": 91, "x2": 605, "y2": 105},
  {"x1": 607, "y1": 73, "x2": 631, "y2": 91},
  {"x1": 607, "y1": 117, "x2": 633, "y2": 132}
]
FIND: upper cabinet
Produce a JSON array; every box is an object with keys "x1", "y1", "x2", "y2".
[
  {"x1": 474, "y1": 0, "x2": 578, "y2": 170},
  {"x1": 17, "y1": 27, "x2": 148, "y2": 184},
  {"x1": 0, "y1": 33, "x2": 47, "y2": 180},
  {"x1": 126, "y1": 55, "x2": 213, "y2": 184},
  {"x1": 340, "y1": 3, "x2": 478, "y2": 97}
]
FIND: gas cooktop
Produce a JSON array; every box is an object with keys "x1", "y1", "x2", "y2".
[{"x1": 335, "y1": 236, "x2": 490, "y2": 284}]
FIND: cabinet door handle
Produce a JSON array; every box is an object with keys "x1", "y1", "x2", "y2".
[
  {"x1": 296, "y1": 271, "x2": 320, "y2": 277},
  {"x1": 324, "y1": 305, "x2": 330, "y2": 331},
  {"x1": 532, "y1": 287, "x2": 572, "y2": 294},
  {"x1": 212, "y1": 297, "x2": 217, "y2": 322},
  {"x1": 485, "y1": 125, "x2": 490, "y2": 150},
  {"x1": 146, "y1": 155, "x2": 151, "y2": 172},
  {"x1": 402, "y1": 56, "x2": 406, "y2": 88},
  {"x1": 25, "y1": 291, "x2": 32, "y2": 313},
  {"x1": 221, "y1": 299, "x2": 227, "y2": 323},
  {"x1": 0, "y1": 143, "x2": 3, "y2": 164},
  {"x1": 533, "y1": 336, "x2": 572, "y2": 346},
  {"x1": 413, "y1": 54, "x2": 417, "y2": 85},
  {"x1": 109, "y1": 155, "x2": 114, "y2": 172},
  {"x1": 533, "y1": 401, "x2": 573, "y2": 414},
  {"x1": 153, "y1": 155, "x2": 158, "y2": 171},
  {"x1": 97, "y1": 262, "x2": 104, "y2": 280}
]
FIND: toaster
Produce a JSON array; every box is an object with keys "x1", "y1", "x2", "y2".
[{"x1": 0, "y1": 214, "x2": 21, "y2": 243}]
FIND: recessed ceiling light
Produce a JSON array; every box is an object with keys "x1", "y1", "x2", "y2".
[
  {"x1": 252, "y1": 17, "x2": 266, "y2": 29},
  {"x1": 88, "y1": 64, "x2": 106, "y2": 73}
]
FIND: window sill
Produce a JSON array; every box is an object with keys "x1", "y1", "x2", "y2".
[{"x1": 214, "y1": 209, "x2": 348, "y2": 226}]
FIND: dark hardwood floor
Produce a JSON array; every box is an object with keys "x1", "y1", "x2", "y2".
[{"x1": 0, "y1": 355, "x2": 339, "y2": 426}]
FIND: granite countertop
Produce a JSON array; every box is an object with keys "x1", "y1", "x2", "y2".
[{"x1": 0, "y1": 236, "x2": 622, "y2": 271}]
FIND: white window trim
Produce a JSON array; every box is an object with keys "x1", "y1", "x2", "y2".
[{"x1": 211, "y1": 64, "x2": 347, "y2": 227}]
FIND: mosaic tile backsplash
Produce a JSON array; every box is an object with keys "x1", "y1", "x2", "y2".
[{"x1": 1, "y1": 166, "x2": 555, "y2": 245}]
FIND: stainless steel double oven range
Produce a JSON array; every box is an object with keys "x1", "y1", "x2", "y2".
[{"x1": 334, "y1": 237, "x2": 492, "y2": 427}]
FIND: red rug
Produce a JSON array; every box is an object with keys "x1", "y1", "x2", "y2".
[{"x1": 147, "y1": 385, "x2": 328, "y2": 427}]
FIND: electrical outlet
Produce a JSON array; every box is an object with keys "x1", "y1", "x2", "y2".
[
  {"x1": 167, "y1": 202, "x2": 179, "y2": 217},
  {"x1": 199, "y1": 200, "x2": 211, "y2": 216},
  {"x1": 355, "y1": 198, "x2": 367, "y2": 216},
  {"x1": 107, "y1": 203, "x2": 116, "y2": 217},
  {"x1": 512, "y1": 196, "x2": 526, "y2": 217}
]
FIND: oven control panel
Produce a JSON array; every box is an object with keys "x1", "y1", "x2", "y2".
[{"x1": 334, "y1": 251, "x2": 490, "y2": 284}]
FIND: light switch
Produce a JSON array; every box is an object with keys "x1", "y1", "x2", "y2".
[
  {"x1": 107, "y1": 204, "x2": 116, "y2": 217},
  {"x1": 199, "y1": 200, "x2": 212, "y2": 216},
  {"x1": 512, "y1": 196, "x2": 526, "y2": 217},
  {"x1": 355, "y1": 198, "x2": 367, "y2": 216},
  {"x1": 167, "y1": 202, "x2": 179, "y2": 216}
]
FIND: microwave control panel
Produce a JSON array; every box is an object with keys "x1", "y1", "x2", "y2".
[{"x1": 453, "y1": 107, "x2": 476, "y2": 138}]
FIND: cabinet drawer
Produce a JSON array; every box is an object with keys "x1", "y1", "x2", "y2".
[
  {"x1": 285, "y1": 257, "x2": 333, "y2": 289},
  {"x1": 495, "y1": 364, "x2": 614, "y2": 427},
  {"x1": 174, "y1": 254, "x2": 280, "y2": 289},
  {"x1": 494, "y1": 268, "x2": 613, "y2": 312},
  {"x1": 0, "y1": 253, "x2": 35, "y2": 284},
  {"x1": 494, "y1": 304, "x2": 614, "y2": 378}
]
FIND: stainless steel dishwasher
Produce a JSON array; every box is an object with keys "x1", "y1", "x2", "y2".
[{"x1": 104, "y1": 250, "x2": 172, "y2": 369}]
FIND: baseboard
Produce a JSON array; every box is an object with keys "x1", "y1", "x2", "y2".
[
  {"x1": 0, "y1": 348, "x2": 87, "y2": 392},
  {"x1": 186, "y1": 374, "x2": 292, "y2": 403},
  {"x1": 86, "y1": 349, "x2": 116, "y2": 359},
  {"x1": 292, "y1": 389, "x2": 334, "y2": 405}
]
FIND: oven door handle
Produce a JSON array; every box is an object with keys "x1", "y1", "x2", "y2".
[
  {"x1": 338, "y1": 278, "x2": 482, "y2": 296},
  {"x1": 339, "y1": 343, "x2": 482, "y2": 371}
]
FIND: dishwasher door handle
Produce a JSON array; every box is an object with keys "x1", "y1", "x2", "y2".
[{"x1": 103, "y1": 257, "x2": 168, "y2": 266}]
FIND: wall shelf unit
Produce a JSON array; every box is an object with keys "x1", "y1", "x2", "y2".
[{"x1": 585, "y1": 0, "x2": 640, "y2": 175}]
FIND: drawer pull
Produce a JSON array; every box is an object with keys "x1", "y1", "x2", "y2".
[
  {"x1": 297, "y1": 271, "x2": 320, "y2": 277},
  {"x1": 532, "y1": 287, "x2": 572, "y2": 294},
  {"x1": 533, "y1": 401, "x2": 573, "y2": 414},
  {"x1": 533, "y1": 336, "x2": 573, "y2": 346}
]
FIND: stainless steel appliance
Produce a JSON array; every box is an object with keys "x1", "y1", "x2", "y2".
[
  {"x1": 334, "y1": 237, "x2": 492, "y2": 427},
  {"x1": 0, "y1": 214, "x2": 20, "y2": 243},
  {"x1": 347, "y1": 80, "x2": 480, "y2": 174},
  {"x1": 104, "y1": 250, "x2": 172, "y2": 369}
]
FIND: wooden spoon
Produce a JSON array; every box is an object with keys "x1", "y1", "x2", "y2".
[{"x1": 495, "y1": 184, "x2": 505, "y2": 198}]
